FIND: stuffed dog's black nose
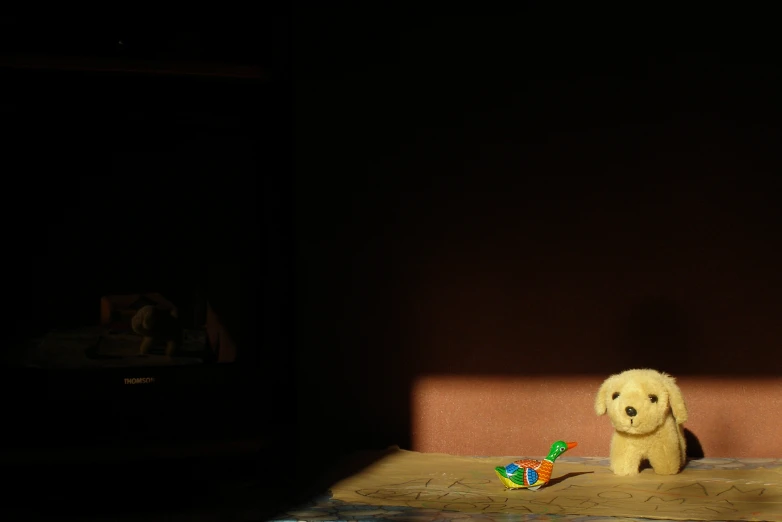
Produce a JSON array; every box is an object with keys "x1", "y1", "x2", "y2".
[{"x1": 625, "y1": 406, "x2": 637, "y2": 417}]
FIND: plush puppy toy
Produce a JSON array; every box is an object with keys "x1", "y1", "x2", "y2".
[
  {"x1": 131, "y1": 305, "x2": 182, "y2": 357},
  {"x1": 595, "y1": 368, "x2": 688, "y2": 476}
]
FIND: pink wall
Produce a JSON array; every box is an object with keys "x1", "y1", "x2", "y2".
[
  {"x1": 293, "y1": 44, "x2": 782, "y2": 460},
  {"x1": 411, "y1": 376, "x2": 782, "y2": 458}
]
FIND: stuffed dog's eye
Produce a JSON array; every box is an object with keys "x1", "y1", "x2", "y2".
[
  {"x1": 612, "y1": 392, "x2": 620, "y2": 400},
  {"x1": 649, "y1": 394, "x2": 658, "y2": 403}
]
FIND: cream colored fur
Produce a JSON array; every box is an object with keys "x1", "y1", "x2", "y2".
[
  {"x1": 132, "y1": 305, "x2": 180, "y2": 357},
  {"x1": 595, "y1": 369, "x2": 688, "y2": 476}
]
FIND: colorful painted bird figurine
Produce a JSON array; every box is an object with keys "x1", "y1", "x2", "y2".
[{"x1": 494, "y1": 440, "x2": 578, "y2": 490}]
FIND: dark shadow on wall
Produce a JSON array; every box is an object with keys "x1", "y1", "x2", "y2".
[
  {"x1": 616, "y1": 296, "x2": 700, "y2": 375},
  {"x1": 685, "y1": 429, "x2": 705, "y2": 460},
  {"x1": 290, "y1": 12, "x2": 782, "y2": 475}
]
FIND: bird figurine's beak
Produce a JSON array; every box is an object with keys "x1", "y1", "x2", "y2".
[{"x1": 566, "y1": 442, "x2": 578, "y2": 450}]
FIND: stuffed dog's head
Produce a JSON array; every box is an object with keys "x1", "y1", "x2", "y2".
[
  {"x1": 595, "y1": 369, "x2": 687, "y2": 435},
  {"x1": 132, "y1": 305, "x2": 181, "y2": 339},
  {"x1": 131, "y1": 305, "x2": 159, "y2": 336}
]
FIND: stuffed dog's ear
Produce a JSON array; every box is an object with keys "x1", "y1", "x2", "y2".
[
  {"x1": 661, "y1": 372, "x2": 688, "y2": 424},
  {"x1": 595, "y1": 375, "x2": 614, "y2": 415}
]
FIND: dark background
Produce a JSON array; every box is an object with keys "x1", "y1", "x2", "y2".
[
  {"x1": 1, "y1": 15, "x2": 276, "y2": 349},
  {"x1": 0, "y1": 11, "x2": 291, "y2": 516},
  {"x1": 290, "y1": 9, "x2": 782, "y2": 462},
  {"x1": 1, "y1": 7, "x2": 782, "y2": 517}
]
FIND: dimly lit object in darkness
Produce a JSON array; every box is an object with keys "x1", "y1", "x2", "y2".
[
  {"x1": 132, "y1": 305, "x2": 183, "y2": 357},
  {"x1": 495, "y1": 440, "x2": 578, "y2": 490},
  {"x1": 595, "y1": 369, "x2": 688, "y2": 476},
  {"x1": 101, "y1": 293, "x2": 174, "y2": 332}
]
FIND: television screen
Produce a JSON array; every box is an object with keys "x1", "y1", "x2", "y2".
[
  {"x1": 2, "y1": 289, "x2": 233, "y2": 370},
  {"x1": 1, "y1": 63, "x2": 264, "y2": 373}
]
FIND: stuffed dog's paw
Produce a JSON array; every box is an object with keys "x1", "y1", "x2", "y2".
[{"x1": 610, "y1": 464, "x2": 641, "y2": 477}]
